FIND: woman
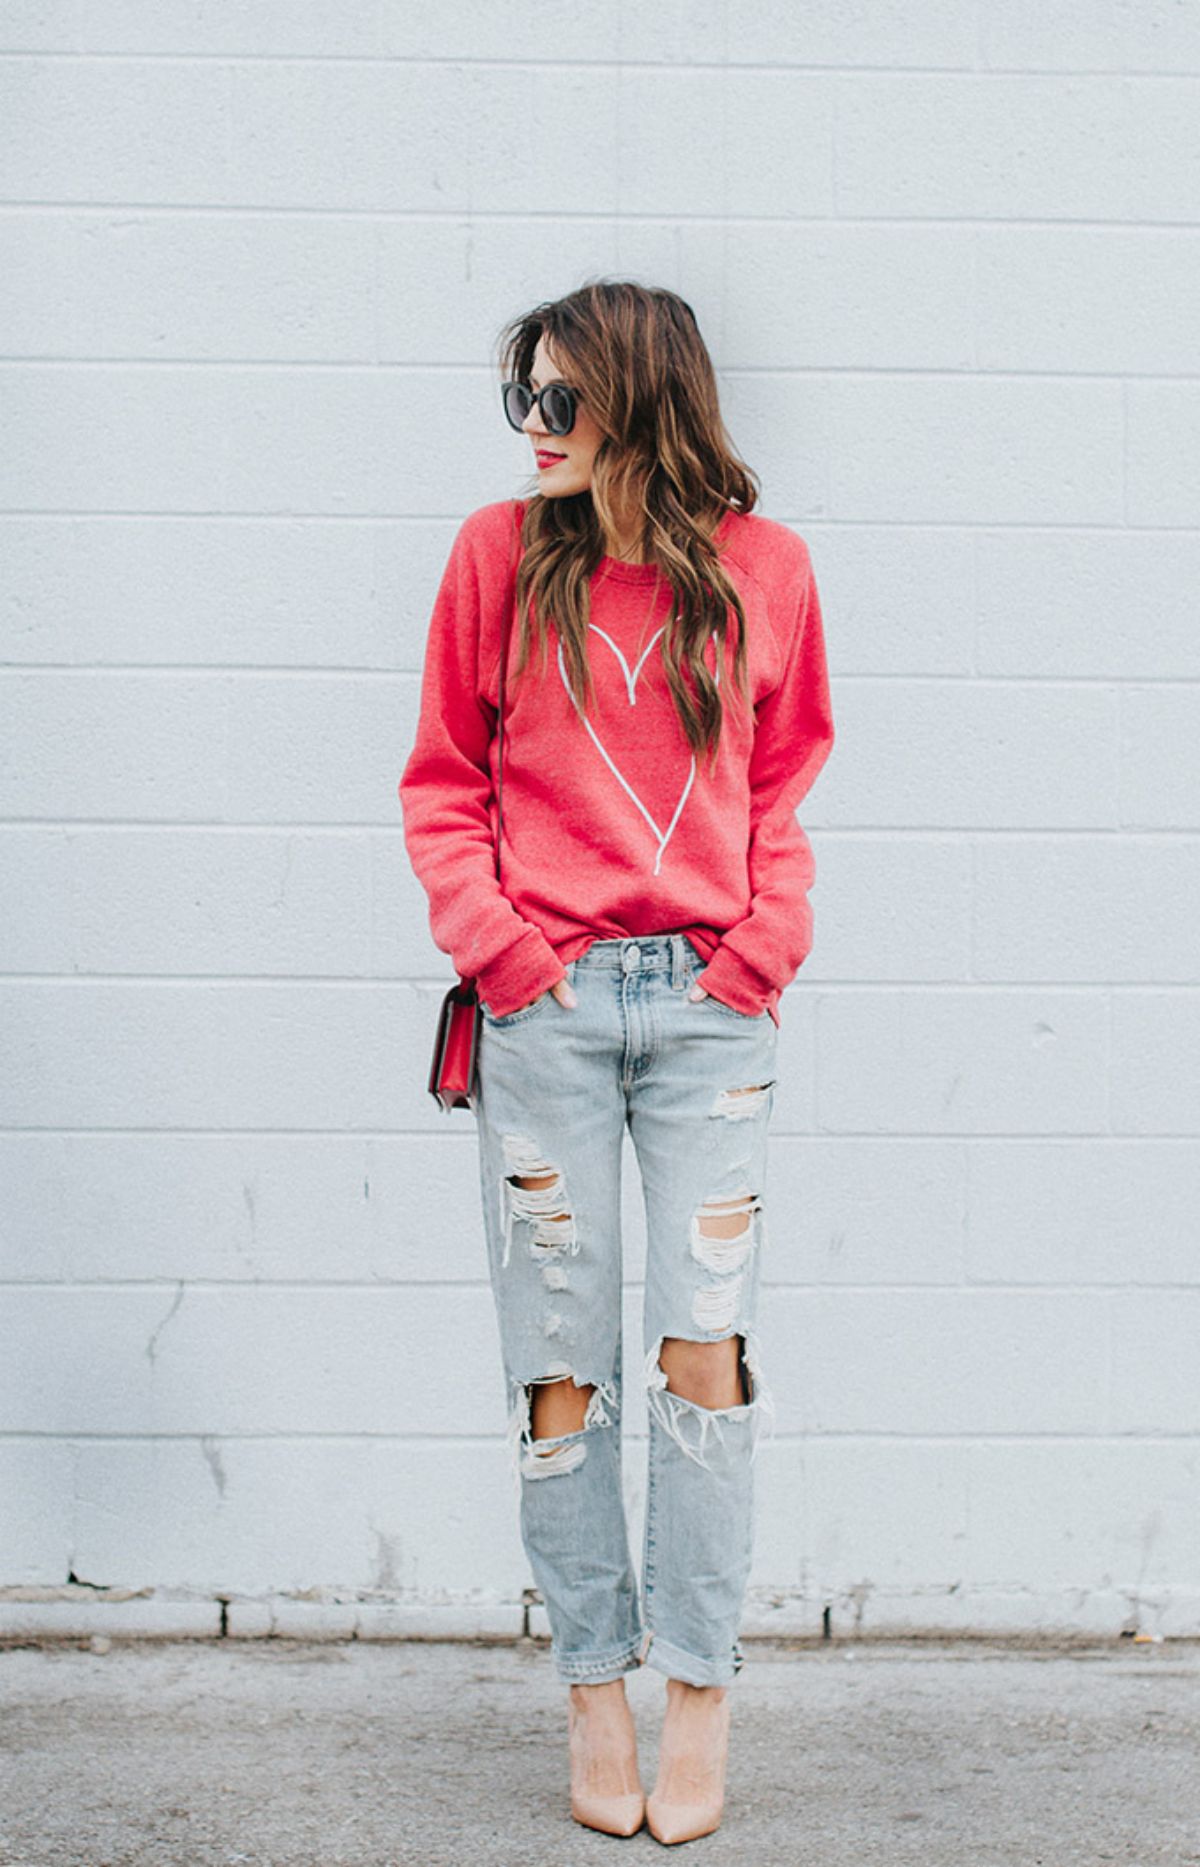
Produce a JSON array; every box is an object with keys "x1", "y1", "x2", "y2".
[{"x1": 399, "y1": 280, "x2": 834, "y2": 1844}]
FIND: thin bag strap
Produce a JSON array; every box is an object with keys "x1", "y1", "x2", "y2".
[{"x1": 495, "y1": 500, "x2": 521, "y2": 884}]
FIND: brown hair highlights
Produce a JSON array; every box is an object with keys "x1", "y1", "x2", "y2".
[{"x1": 494, "y1": 279, "x2": 761, "y2": 770}]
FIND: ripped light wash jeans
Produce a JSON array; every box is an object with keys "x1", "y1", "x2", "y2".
[{"x1": 473, "y1": 931, "x2": 779, "y2": 1688}]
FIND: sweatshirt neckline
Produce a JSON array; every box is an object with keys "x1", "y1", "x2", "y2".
[
  {"x1": 594, "y1": 508, "x2": 737, "y2": 585},
  {"x1": 595, "y1": 553, "x2": 664, "y2": 585}
]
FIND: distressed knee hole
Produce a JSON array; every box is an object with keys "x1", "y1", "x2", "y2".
[
  {"x1": 657, "y1": 1333, "x2": 751, "y2": 1408},
  {"x1": 506, "y1": 1370, "x2": 618, "y2": 1482},
  {"x1": 710, "y1": 1080, "x2": 776, "y2": 1121},
  {"x1": 642, "y1": 1331, "x2": 776, "y2": 1469},
  {"x1": 498, "y1": 1133, "x2": 578, "y2": 1269}
]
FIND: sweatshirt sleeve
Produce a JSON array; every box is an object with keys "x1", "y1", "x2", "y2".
[
  {"x1": 397, "y1": 505, "x2": 567, "y2": 1016},
  {"x1": 696, "y1": 538, "x2": 835, "y2": 1015}
]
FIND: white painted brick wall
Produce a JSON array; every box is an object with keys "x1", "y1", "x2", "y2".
[{"x1": 2, "y1": 3, "x2": 1198, "y2": 1642}]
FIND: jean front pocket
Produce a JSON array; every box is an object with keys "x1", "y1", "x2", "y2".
[
  {"x1": 698, "y1": 990, "x2": 769, "y2": 1021},
  {"x1": 682, "y1": 948, "x2": 767, "y2": 1021},
  {"x1": 479, "y1": 986, "x2": 554, "y2": 1028}
]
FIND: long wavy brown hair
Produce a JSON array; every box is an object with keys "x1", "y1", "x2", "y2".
[{"x1": 494, "y1": 280, "x2": 761, "y2": 771}]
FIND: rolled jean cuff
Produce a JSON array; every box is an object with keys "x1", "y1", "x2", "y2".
[
  {"x1": 639, "y1": 1631, "x2": 744, "y2": 1688},
  {"x1": 555, "y1": 1635, "x2": 646, "y2": 1685}
]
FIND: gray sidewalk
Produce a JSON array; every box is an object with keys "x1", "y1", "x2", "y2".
[{"x1": 1, "y1": 1636, "x2": 1197, "y2": 1866}]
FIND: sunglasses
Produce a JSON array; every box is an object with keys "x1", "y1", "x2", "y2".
[{"x1": 501, "y1": 378, "x2": 578, "y2": 437}]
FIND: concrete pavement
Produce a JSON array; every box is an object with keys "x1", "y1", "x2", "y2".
[{"x1": 1, "y1": 1636, "x2": 1198, "y2": 1865}]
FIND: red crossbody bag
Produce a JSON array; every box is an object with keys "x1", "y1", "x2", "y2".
[{"x1": 426, "y1": 506, "x2": 521, "y2": 1113}]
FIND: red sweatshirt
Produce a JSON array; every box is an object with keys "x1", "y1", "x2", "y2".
[{"x1": 398, "y1": 498, "x2": 834, "y2": 1026}]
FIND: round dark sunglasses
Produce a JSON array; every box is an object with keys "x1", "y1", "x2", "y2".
[{"x1": 501, "y1": 378, "x2": 578, "y2": 437}]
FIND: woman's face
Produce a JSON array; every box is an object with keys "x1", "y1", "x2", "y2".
[{"x1": 518, "y1": 334, "x2": 605, "y2": 497}]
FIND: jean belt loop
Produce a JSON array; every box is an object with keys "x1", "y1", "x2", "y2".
[{"x1": 670, "y1": 934, "x2": 683, "y2": 991}]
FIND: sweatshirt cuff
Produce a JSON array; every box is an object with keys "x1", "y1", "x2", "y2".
[
  {"x1": 693, "y1": 942, "x2": 775, "y2": 1017},
  {"x1": 473, "y1": 926, "x2": 566, "y2": 1018}
]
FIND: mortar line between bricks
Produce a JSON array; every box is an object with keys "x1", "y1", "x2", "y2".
[
  {"x1": 3, "y1": 1430, "x2": 1198, "y2": 1444},
  {"x1": 5, "y1": 511, "x2": 1200, "y2": 529},
  {"x1": 14, "y1": 53, "x2": 1200, "y2": 74},
  {"x1": 10, "y1": 1276, "x2": 1200, "y2": 1290},
  {"x1": 4, "y1": 823, "x2": 1200, "y2": 835},
  {"x1": 3, "y1": 977, "x2": 1199, "y2": 989},
  {"x1": 4, "y1": 1124, "x2": 1198, "y2": 1138},
  {"x1": 5, "y1": 670, "x2": 1200, "y2": 688},
  {"x1": 6, "y1": 358, "x2": 1200, "y2": 381}
]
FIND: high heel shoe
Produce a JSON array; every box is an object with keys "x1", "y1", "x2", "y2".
[
  {"x1": 567, "y1": 1685, "x2": 646, "y2": 1837},
  {"x1": 645, "y1": 1679, "x2": 731, "y2": 1845}
]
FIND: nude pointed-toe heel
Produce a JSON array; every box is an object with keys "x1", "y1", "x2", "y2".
[
  {"x1": 645, "y1": 1684, "x2": 731, "y2": 1846},
  {"x1": 567, "y1": 1693, "x2": 646, "y2": 1837}
]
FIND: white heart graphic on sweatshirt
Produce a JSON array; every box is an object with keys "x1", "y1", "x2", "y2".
[{"x1": 557, "y1": 622, "x2": 717, "y2": 875}]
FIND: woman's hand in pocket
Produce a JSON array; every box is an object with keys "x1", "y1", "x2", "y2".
[{"x1": 550, "y1": 975, "x2": 578, "y2": 1010}]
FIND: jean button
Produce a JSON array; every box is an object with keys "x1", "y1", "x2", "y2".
[{"x1": 622, "y1": 944, "x2": 641, "y2": 972}]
